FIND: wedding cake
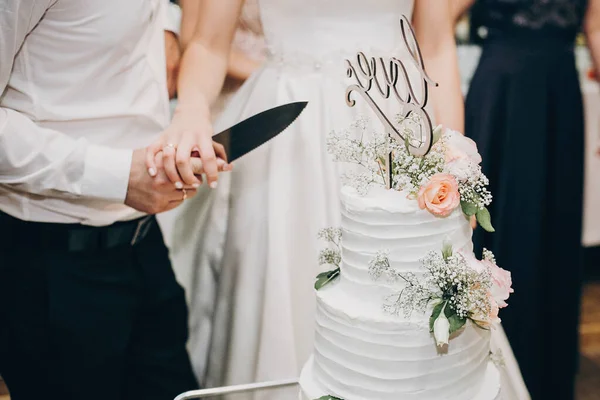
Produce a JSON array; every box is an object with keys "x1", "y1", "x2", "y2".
[
  {"x1": 299, "y1": 18, "x2": 512, "y2": 400},
  {"x1": 299, "y1": 181, "x2": 506, "y2": 400}
]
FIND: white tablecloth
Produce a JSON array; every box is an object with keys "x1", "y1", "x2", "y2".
[{"x1": 458, "y1": 46, "x2": 600, "y2": 246}]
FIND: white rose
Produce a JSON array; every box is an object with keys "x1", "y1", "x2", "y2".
[
  {"x1": 446, "y1": 157, "x2": 478, "y2": 182},
  {"x1": 444, "y1": 129, "x2": 482, "y2": 165},
  {"x1": 433, "y1": 311, "x2": 450, "y2": 347}
]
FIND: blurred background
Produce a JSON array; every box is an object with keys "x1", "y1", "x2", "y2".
[
  {"x1": 1, "y1": 3, "x2": 599, "y2": 400},
  {"x1": 454, "y1": 11, "x2": 600, "y2": 400}
]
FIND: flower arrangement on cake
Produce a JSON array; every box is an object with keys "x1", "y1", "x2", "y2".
[
  {"x1": 327, "y1": 115, "x2": 494, "y2": 231},
  {"x1": 317, "y1": 115, "x2": 514, "y2": 346},
  {"x1": 369, "y1": 243, "x2": 513, "y2": 347}
]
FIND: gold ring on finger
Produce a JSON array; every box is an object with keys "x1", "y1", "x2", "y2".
[
  {"x1": 182, "y1": 188, "x2": 187, "y2": 201},
  {"x1": 163, "y1": 143, "x2": 176, "y2": 152}
]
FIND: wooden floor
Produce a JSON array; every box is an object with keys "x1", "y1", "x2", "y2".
[
  {"x1": 577, "y1": 282, "x2": 600, "y2": 400},
  {"x1": 1, "y1": 282, "x2": 600, "y2": 400}
]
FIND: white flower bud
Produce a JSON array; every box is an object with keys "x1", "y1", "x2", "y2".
[{"x1": 433, "y1": 312, "x2": 450, "y2": 347}]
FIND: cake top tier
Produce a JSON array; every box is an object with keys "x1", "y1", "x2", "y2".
[
  {"x1": 337, "y1": 184, "x2": 473, "y2": 295},
  {"x1": 341, "y1": 185, "x2": 419, "y2": 214},
  {"x1": 328, "y1": 121, "x2": 494, "y2": 231}
]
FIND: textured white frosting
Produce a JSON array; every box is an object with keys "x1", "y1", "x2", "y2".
[
  {"x1": 300, "y1": 186, "x2": 493, "y2": 399},
  {"x1": 340, "y1": 185, "x2": 473, "y2": 299},
  {"x1": 300, "y1": 356, "x2": 502, "y2": 400}
]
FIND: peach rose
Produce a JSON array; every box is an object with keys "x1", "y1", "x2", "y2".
[
  {"x1": 482, "y1": 259, "x2": 514, "y2": 308},
  {"x1": 471, "y1": 292, "x2": 500, "y2": 329},
  {"x1": 417, "y1": 174, "x2": 461, "y2": 217}
]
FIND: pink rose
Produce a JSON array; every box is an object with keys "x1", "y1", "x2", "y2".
[
  {"x1": 482, "y1": 259, "x2": 514, "y2": 308},
  {"x1": 459, "y1": 250, "x2": 485, "y2": 273},
  {"x1": 444, "y1": 129, "x2": 482, "y2": 165},
  {"x1": 417, "y1": 174, "x2": 461, "y2": 217}
]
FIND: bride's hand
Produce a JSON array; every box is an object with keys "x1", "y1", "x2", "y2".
[
  {"x1": 190, "y1": 156, "x2": 232, "y2": 183},
  {"x1": 145, "y1": 105, "x2": 229, "y2": 189}
]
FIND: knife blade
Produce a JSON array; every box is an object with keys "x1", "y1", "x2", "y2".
[{"x1": 212, "y1": 101, "x2": 308, "y2": 162}]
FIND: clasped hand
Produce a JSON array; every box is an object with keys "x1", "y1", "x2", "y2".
[{"x1": 125, "y1": 108, "x2": 232, "y2": 214}]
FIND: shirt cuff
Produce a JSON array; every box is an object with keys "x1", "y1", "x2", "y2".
[
  {"x1": 164, "y1": 2, "x2": 182, "y2": 36},
  {"x1": 81, "y1": 144, "x2": 133, "y2": 203}
]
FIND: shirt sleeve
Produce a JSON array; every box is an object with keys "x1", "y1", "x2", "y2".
[
  {"x1": 164, "y1": 0, "x2": 182, "y2": 36},
  {"x1": 0, "y1": 0, "x2": 133, "y2": 202}
]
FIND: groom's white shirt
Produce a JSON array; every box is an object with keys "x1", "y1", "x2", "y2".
[{"x1": 0, "y1": 0, "x2": 171, "y2": 226}]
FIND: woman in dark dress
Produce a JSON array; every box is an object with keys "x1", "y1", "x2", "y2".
[{"x1": 457, "y1": 0, "x2": 600, "y2": 398}]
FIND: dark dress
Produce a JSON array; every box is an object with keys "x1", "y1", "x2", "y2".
[{"x1": 465, "y1": 1, "x2": 588, "y2": 399}]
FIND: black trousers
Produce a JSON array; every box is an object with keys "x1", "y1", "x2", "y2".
[{"x1": 0, "y1": 214, "x2": 199, "y2": 400}]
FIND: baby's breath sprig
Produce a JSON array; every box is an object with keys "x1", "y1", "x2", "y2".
[
  {"x1": 368, "y1": 245, "x2": 496, "y2": 347},
  {"x1": 327, "y1": 116, "x2": 389, "y2": 194},
  {"x1": 315, "y1": 228, "x2": 343, "y2": 290}
]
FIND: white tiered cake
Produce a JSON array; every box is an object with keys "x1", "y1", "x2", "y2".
[
  {"x1": 299, "y1": 187, "x2": 502, "y2": 400},
  {"x1": 299, "y1": 16, "x2": 512, "y2": 399}
]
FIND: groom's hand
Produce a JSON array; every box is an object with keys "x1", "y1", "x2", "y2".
[{"x1": 125, "y1": 148, "x2": 197, "y2": 214}]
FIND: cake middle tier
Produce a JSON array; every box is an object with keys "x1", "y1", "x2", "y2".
[
  {"x1": 312, "y1": 278, "x2": 492, "y2": 400},
  {"x1": 339, "y1": 186, "x2": 473, "y2": 290}
]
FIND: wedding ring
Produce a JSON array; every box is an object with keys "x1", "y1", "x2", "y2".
[
  {"x1": 181, "y1": 188, "x2": 188, "y2": 201},
  {"x1": 163, "y1": 143, "x2": 176, "y2": 152}
]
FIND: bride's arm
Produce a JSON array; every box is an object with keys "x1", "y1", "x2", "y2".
[
  {"x1": 585, "y1": 0, "x2": 600, "y2": 78},
  {"x1": 413, "y1": 0, "x2": 464, "y2": 132},
  {"x1": 451, "y1": 0, "x2": 475, "y2": 21},
  {"x1": 179, "y1": 0, "x2": 259, "y2": 83},
  {"x1": 585, "y1": 0, "x2": 600, "y2": 155},
  {"x1": 177, "y1": 0, "x2": 244, "y2": 110},
  {"x1": 146, "y1": 0, "x2": 243, "y2": 188}
]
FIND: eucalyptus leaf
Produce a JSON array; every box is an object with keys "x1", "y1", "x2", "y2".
[
  {"x1": 476, "y1": 207, "x2": 495, "y2": 232},
  {"x1": 444, "y1": 306, "x2": 467, "y2": 334},
  {"x1": 429, "y1": 301, "x2": 446, "y2": 332},
  {"x1": 460, "y1": 200, "x2": 478, "y2": 217},
  {"x1": 314, "y1": 268, "x2": 340, "y2": 290}
]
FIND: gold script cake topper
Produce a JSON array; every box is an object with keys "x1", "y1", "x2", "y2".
[{"x1": 345, "y1": 15, "x2": 438, "y2": 189}]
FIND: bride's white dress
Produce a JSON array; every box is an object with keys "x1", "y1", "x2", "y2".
[{"x1": 159, "y1": 0, "x2": 530, "y2": 399}]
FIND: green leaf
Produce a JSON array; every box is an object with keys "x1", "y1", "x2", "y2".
[
  {"x1": 314, "y1": 268, "x2": 340, "y2": 290},
  {"x1": 316, "y1": 396, "x2": 344, "y2": 400},
  {"x1": 429, "y1": 301, "x2": 446, "y2": 332},
  {"x1": 476, "y1": 207, "x2": 495, "y2": 232},
  {"x1": 441, "y1": 242, "x2": 453, "y2": 261},
  {"x1": 316, "y1": 271, "x2": 331, "y2": 279},
  {"x1": 444, "y1": 306, "x2": 467, "y2": 335},
  {"x1": 404, "y1": 134, "x2": 411, "y2": 151},
  {"x1": 432, "y1": 125, "x2": 443, "y2": 145},
  {"x1": 460, "y1": 200, "x2": 478, "y2": 217}
]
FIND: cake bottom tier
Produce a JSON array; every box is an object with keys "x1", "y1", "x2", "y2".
[{"x1": 299, "y1": 355, "x2": 502, "y2": 400}]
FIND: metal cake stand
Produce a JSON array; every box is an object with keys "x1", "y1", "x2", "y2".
[{"x1": 174, "y1": 379, "x2": 299, "y2": 399}]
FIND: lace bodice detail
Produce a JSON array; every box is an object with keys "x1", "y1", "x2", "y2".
[{"x1": 477, "y1": 0, "x2": 587, "y2": 37}]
